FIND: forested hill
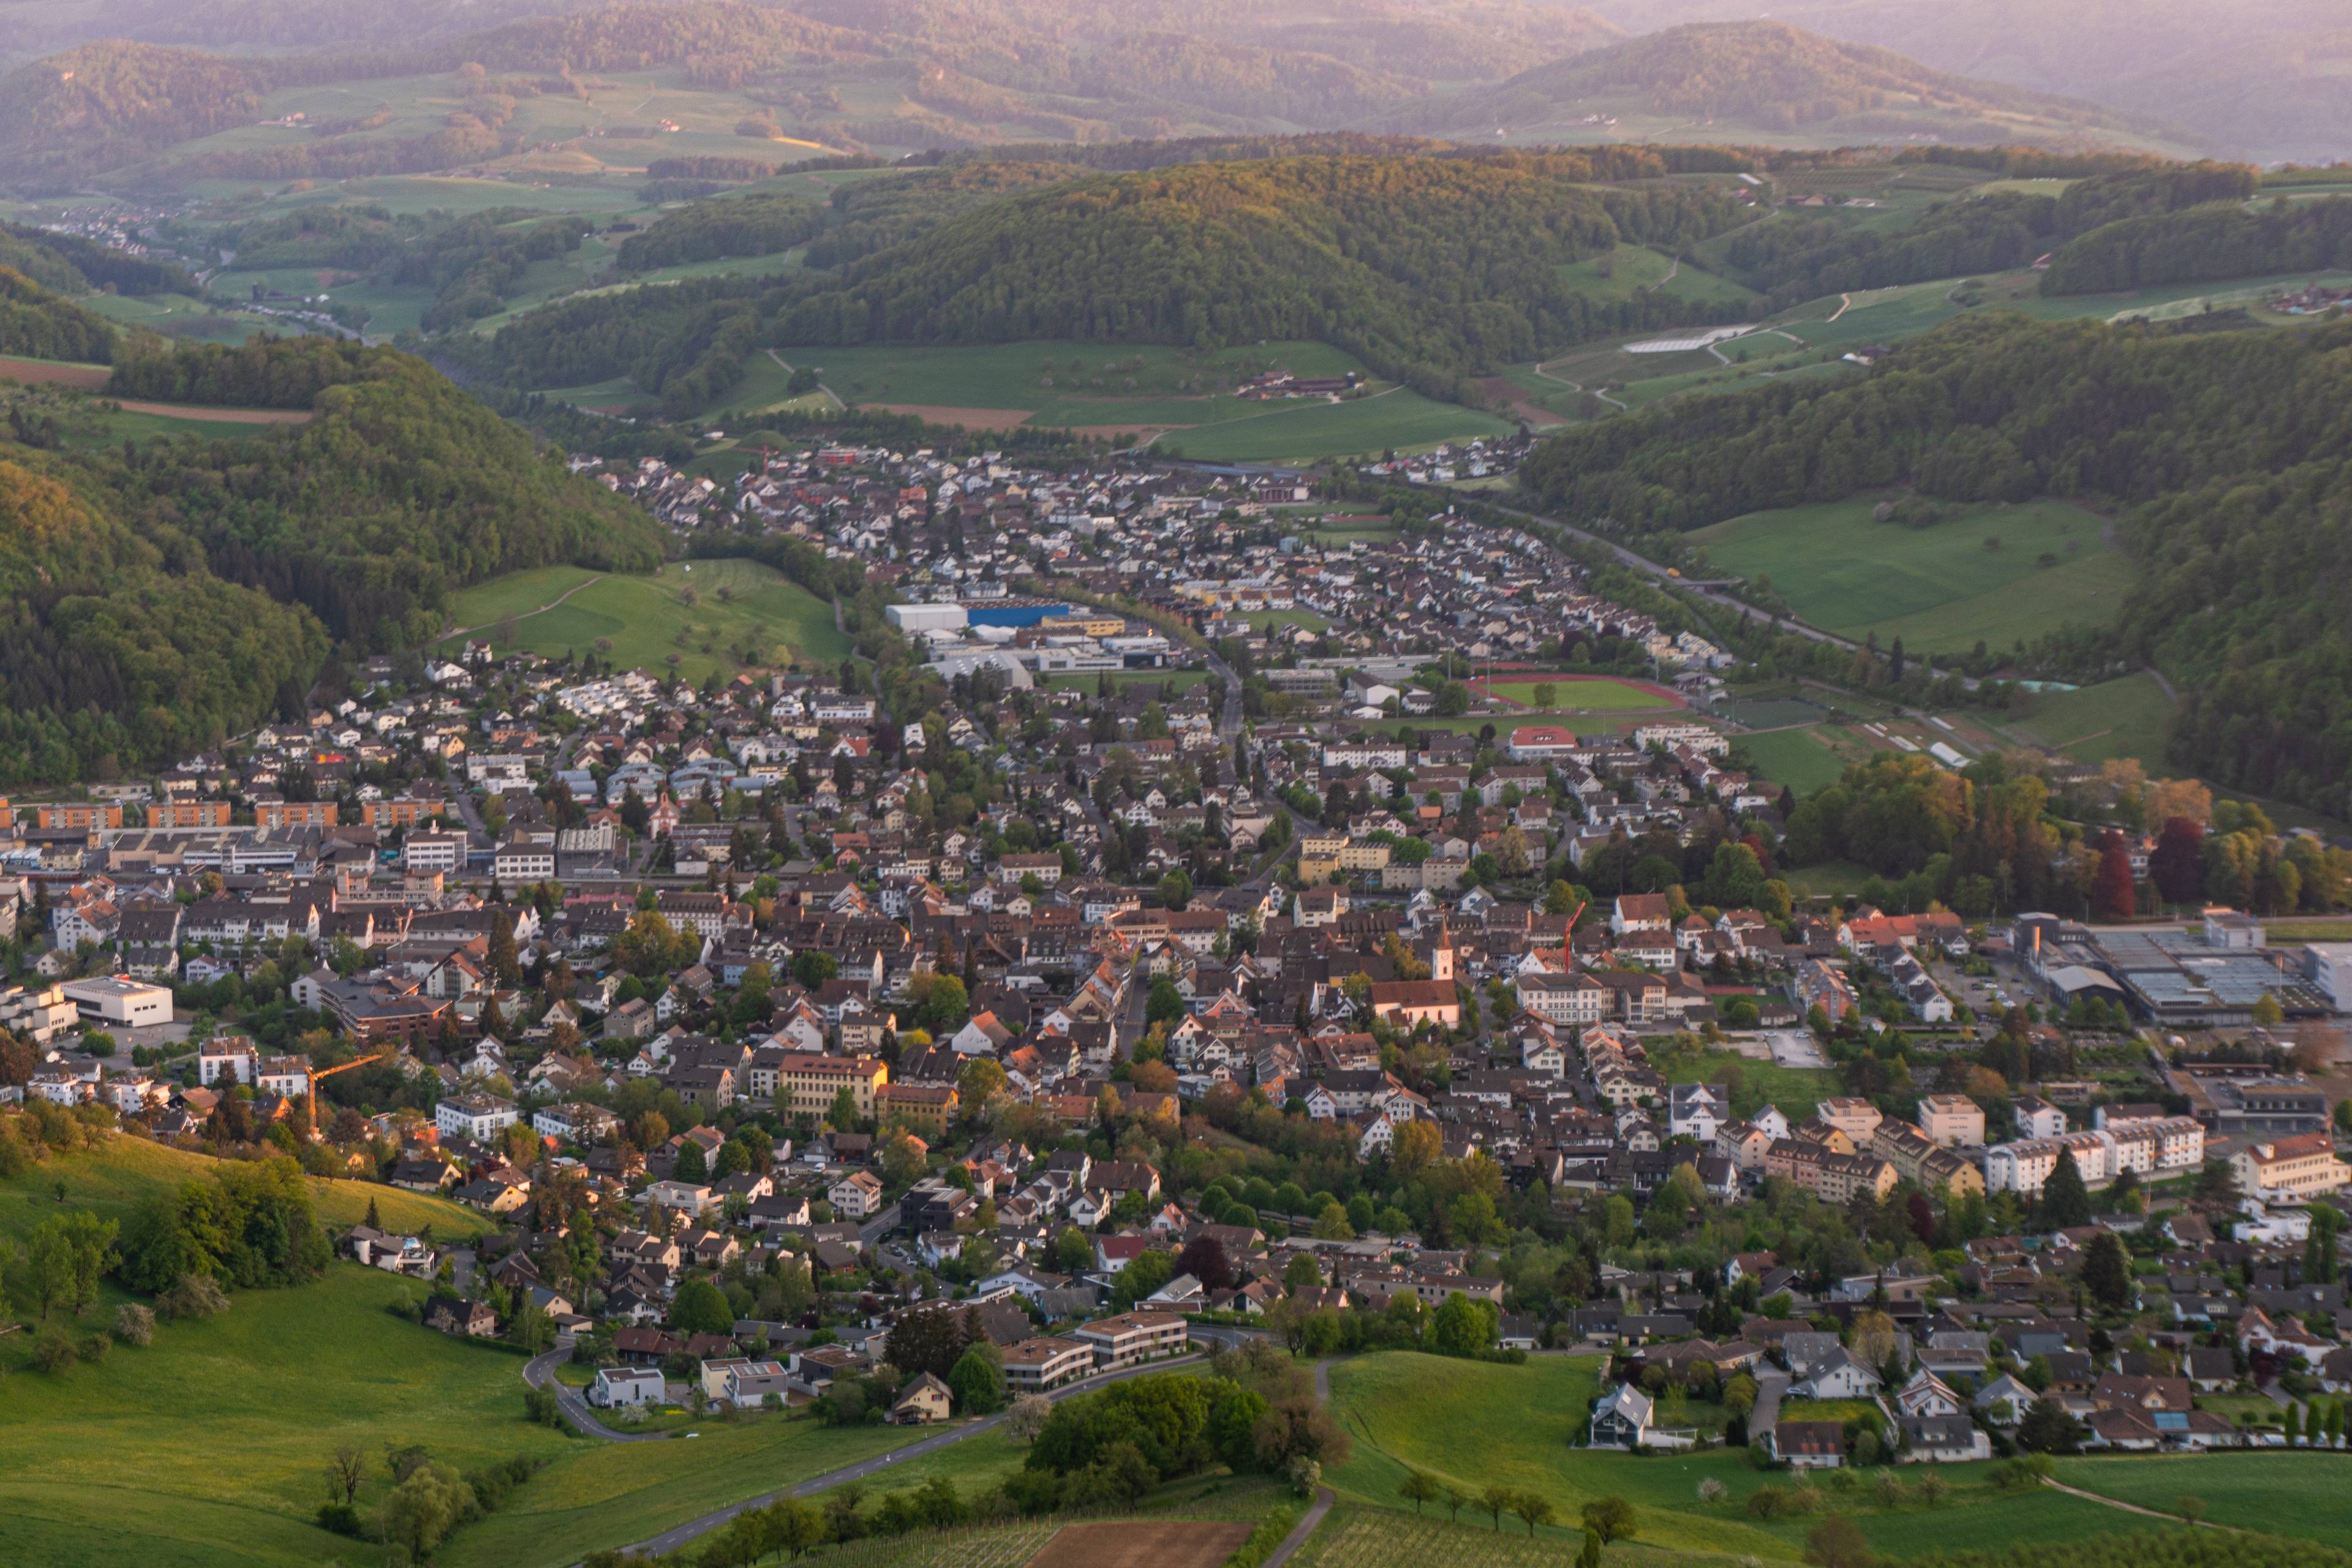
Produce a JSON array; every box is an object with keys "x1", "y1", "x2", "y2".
[
  {"x1": 1518, "y1": 311, "x2": 2352, "y2": 817},
  {"x1": 0, "y1": 269, "x2": 119, "y2": 364},
  {"x1": 2040, "y1": 194, "x2": 2352, "y2": 296},
  {"x1": 479, "y1": 149, "x2": 1751, "y2": 413},
  {"x1": 1716, "y1": 159, "x2": 2255, "y2": 308},
  {"x1": 0, "y1": 42, "x2": 264, "y2": 184},
  {"x1": 0, "y1": 342, "x2": 665, "y2": 785},
  {"x1": 1360, "y1": 21, "x2": 2203, "y2": 153}
]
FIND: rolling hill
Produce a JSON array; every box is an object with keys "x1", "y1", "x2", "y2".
[
  {"x1": 474, "y1": 147, "x2": 1756, "y2": 415},
  {"x1": 1577, "y1": 0, "x2": 2350, "y2": 163},
  {"x1": 1362, "y1": 21, "x2": 2210, "y2": 155},
  {"x1": 0, "y1": 0, "x2": 1626, "y2": 189},
  {"x1": 0, "y1": 339, "x2": 662, "y2": 785}
]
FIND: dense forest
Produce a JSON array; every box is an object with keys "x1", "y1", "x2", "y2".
[
  {"x1": 1521, "y1": 309, "x2": 2352, "y2": 815},
  {"x1": 617, "y1": 192, "x2": 828, "y2": 273},
  {"x1": 0, "y1": 268, "x2": 119, "y2": 364},
  {"x1": 2042, "y1": 194, "x2": 2352, "y2": 295},
  {"x1": 1720, "y1": 162, "x2": 2257, "y2": 304},
  {"x1": 800, "y1": 160, "x2": 1091, "y2": 268},
  {"x1": 0, "y1": 450, "x2": 325, "y2": 785},
  {"x1": 480, "y1": 151, "x2": 1747, "y2": 413},
  {"x1": 0, "y1": 341, "x2": 663, "y2": 784}
]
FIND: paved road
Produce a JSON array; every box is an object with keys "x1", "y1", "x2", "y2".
[
  {"x1": 614, "y1": 1351, "x2": 1212, "y2": 1559},
  {"x1": 524, "y1": 1348, "x2": 668, "y2": 1443},
  {"x1": 1201, "y1": 648, "x2": 1245, "y2": 738},
  {"x1": 1749, "y1": 1368, "x2": 1789, "y2": 1436}
]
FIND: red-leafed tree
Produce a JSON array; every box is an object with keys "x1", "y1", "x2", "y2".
[
  {"x1": 1176, "y1": 1232, "x2": 1233, "y2": 1292},
  {"x1": 2095, "y1": 829, "x2": 2138, "y2": 919},
  {"x1": 2149, "y1": 815, "x2": 2206, "y2": 905}
]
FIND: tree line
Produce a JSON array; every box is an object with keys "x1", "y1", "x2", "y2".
[{"x1": 2042, "y1": 193, "x2": 2352, "y2": 295}]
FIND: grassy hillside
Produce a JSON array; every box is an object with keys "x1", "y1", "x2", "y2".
[
  {"x1": 435, "y1": 558, "x2": 850, "y2": 680},
  {"x1": 1690, "y1": 496, "x2": 2132, "y2": 655},
  {"x1": 1366, "y1": 22, "x2": 2207, "y2": 156},
  {"x1": 1322, "y1": 1352, "x2": 2128, "y2": 1559},
  {"x1": 0, "y1": 1133, "x2": 487, "y2": 1249}
]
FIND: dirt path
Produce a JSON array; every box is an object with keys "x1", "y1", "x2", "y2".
[
  {"x1": 441, "y1": 573, "x2": 603, "y2": 641},
  {"x1": 2042, "y1": 1477, "x2": 2239, "y2": 1530},
  {"x1": 1262, "y1": 1488, "x2": 1336, "y2": 1568},
  {"x1": 1531, "y1": 361, "x2": 1625, "y2": 410},
  {"x1": 1826, "y1": 293, "x2": 1853, "y2": 322},
  {"x1": 1133, "y1": 384, "x2": 1402, "y2": 452}
]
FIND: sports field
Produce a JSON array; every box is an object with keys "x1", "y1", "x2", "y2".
[
  {"x1": 437, "y1": 559, "x2": 849, "y2": 680},
  {"x1": 1472, "y1": 674, "x2": 1683, "y2": 712},
  {"x1": 1734, "y1": 726, "x2": 1848, "y2": 793},
  {"x1": 1690, "y1": 496, "x2": 2131, "y2": 655}
]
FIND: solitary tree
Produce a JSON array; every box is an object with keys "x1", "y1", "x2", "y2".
[
  {"x1": 1583, "y1": 1496, "x2": 1637, "y2": 1543},
  {"x1": 1510, "y1": 1493, "x2": 1559, "y2": 1536}
]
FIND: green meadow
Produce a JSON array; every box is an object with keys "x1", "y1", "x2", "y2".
[
  {"x1": 1478, "y1": 675, "x2": 1681, "y2": 712},
  {"x1": 1733, "y1": 726, "x2": 1849, "y2": 794},
  {"x1": 1690, "y1": 496, "x2": 2131, "y2": 655},
  {"x1": 436, "y1": 559, "x2": 850, "y2": 680},
  {"x1": 1558, "y1": 244, "x2": 1762, "y2": 312},
  {"x1": 1995, "y1": 673, "x2": 2177, "y2": 768}
]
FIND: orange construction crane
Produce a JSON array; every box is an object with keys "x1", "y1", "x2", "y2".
[{"x1": 306, "y1": 1053, "x2": 385, "y2": 1103}]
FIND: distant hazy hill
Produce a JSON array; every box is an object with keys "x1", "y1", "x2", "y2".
[
  {"x1": 1365, "y1": 21, "x2": 2206, "y2": 154},
  {"x1": 1576, "y1": 0, "x2": 2347, "y2": 163}
]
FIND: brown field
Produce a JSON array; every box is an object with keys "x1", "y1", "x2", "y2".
[
  {"x1": 1479, "y1": 375, "x2": 1568, "y2": 426},
  {"x1": 116, "y1": 400, "x2": 312, "y2": 423},
  {"x1": 0, "y1": 355, "x2": 108, "y2": 388},
  {"x1": 1022, "y1": 1520, "x2": 1257, "y2": 1568}
]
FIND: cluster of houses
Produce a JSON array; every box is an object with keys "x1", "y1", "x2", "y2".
[{"x1": 1, "y1": 432, "x2": 2346, "y2": 1454}]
